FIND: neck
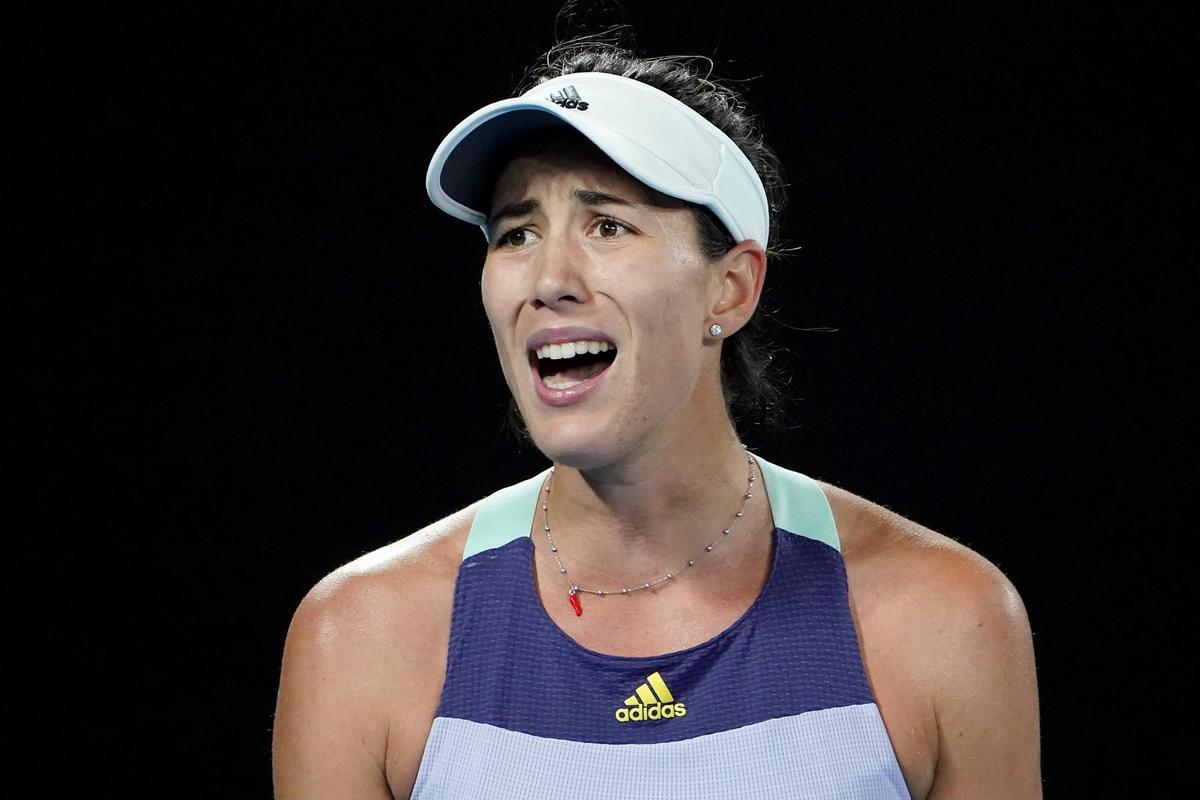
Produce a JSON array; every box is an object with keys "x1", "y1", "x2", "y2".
[{"x1": 543, "y1": 413, "x2": 763, "y2": 587}]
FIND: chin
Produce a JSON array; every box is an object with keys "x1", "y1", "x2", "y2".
[{"x1": 526, "y1": 416, "x2": 628, "y2": 471}]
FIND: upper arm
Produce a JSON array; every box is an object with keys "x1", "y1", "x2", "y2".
[
  {"x1": 272, "y1": 576, "x2": 395, "y2": 800},
  {"x1": 925, "y1": 557, "x2": 1042, "y2": 799},
  {"x1": 820, "y1": 480, "x2": 1041, "y2": 798},
  {"x1": 272, "y1": 506, "x2": 473, "y2": 800}
]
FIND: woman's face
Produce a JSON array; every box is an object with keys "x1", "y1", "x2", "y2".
[{"x1": 482, "y1": 147, "x2": 725, "y2": 470}]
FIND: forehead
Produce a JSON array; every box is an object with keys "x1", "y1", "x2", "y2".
[{"x1": 488, "y1": 129, "x2": 686, "y2": 212}]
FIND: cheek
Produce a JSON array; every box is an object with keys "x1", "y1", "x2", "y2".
[
  {"x1": 652, "y1": 247, "x2": 710, "y2": 334},
  {"x1": 480, "y1": 264, "x2": 521, "y2": 378},
  {"x1": 480, "y1": 261, "x2": 521, "y2": 334},
  {"x1": 625, "y1": 256, "x2": 710, "y2": 380}
]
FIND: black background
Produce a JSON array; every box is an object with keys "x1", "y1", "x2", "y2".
[{"x1": 21, "y1": 0, "x2": 1190, "y2": 796}]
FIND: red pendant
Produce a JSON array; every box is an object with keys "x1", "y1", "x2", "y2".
[{"x1": 569, "y1": 589, "x2": 583, "y2": 617}]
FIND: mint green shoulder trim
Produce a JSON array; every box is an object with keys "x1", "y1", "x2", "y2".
[
  {"x1": 752, "y1": 455, "x2": 841, "y2": 552},
  {"x1": 462, "y1": 468, "x2": 552, "y2": 560}
]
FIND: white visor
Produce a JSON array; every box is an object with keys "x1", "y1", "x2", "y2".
[{"x1": 425, "y1": 72, "x2": 770, "y2": 249}]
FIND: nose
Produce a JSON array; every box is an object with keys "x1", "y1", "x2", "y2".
[{"x1": 531, "y1": 230, "x2": 591, "y2": 310}]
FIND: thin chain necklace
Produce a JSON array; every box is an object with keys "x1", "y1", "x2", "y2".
[{"x1": 540, "y1": 446, "x2": 758, "y2": 617}]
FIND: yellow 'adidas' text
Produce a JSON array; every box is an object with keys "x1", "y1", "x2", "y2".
[{"x1": 614, "y1": 703, "x2": 687, "y2": 723}]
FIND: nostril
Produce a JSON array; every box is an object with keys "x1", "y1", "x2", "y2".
[{"x1": 531, "y1": 294, "x2": 581, "y2": 309}]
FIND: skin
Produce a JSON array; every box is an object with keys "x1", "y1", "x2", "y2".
[{"x1": 272, "y1": 147, "x2": 1042, "y2": 799}]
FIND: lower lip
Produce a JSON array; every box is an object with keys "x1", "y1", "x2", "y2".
[{"x1": 530, "y1": 357, "x2": 614, "y2": 407}]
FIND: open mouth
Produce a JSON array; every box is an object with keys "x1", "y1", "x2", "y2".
[{"x1": 530, "y1": 339, "x2": 618, "y2": 390}]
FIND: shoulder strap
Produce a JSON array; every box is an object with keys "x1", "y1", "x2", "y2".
[
  {"x1": 462, "y1": 468, "x2": 552, "y2": 560},
  {"x1": 752, "y1": 455, "x2": 841, "y2": 552}
]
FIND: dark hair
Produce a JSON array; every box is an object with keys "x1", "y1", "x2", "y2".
[{"x1": 504, "y1": 36, "x2": 791, "y2": 440}]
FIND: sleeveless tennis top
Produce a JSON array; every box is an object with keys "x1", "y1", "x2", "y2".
[{"x1": 411, "y1": 455, "x2": 910, "y2": 799}]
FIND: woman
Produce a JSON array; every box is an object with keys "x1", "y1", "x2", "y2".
[{"x1": 273, "y1": 42, "x2": 1041, "y2": 799}]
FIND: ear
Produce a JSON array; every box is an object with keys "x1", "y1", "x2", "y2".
[{"x1": 708, "y1": 241, "x2": 767, "y2": 336}]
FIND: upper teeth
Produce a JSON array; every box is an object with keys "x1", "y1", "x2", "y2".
[{"x1": 536, "y1": 340, "x2": 613, "y2": 360}]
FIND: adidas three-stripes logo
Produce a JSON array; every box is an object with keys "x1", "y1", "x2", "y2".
[
  {"x1": 548, "y1": 85, "x2": 589, "y2": 111},
  {"x1": 614, "y1": 671, "x2": 687, "y2": 723}
]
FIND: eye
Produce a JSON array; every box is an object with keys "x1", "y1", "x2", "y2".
[
  {"x1": 592, "y1": 217, "x2": 633, "y2": 239},
  {"x1": 497, "y1": 226, "x2": 538, "y2": 249}
]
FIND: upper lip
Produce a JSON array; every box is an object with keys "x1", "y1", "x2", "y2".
[{"x1": 525, "y1": 326, "x2": 618, "y2": 352}]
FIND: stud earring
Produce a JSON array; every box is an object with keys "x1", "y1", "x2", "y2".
[{"x1": 709, "y1": 324, "x2": 722, "y2": 337}]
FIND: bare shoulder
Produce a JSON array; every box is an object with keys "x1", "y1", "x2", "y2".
[
  {"x1": 290, "y1": 501, "x2": 478, "y2": 671},
  {"x1": 818, "y1": 481, "x2": 1041, "y2": 799},
  {"x1": 301, "y1": 501, "x2": 477, "y2": 631},
  {"x1": 273, "y1": 502, "x2": 479, "y2": 800},
  {"x1": 825, "y1": 479, "x2": 1032, "y2": 652},
  {"x1": 817, "y1": 480, "x2": 1029, "y2": 642}
]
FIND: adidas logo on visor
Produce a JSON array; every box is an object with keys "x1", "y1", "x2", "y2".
[
  {"x1": 548, "y1": 85, "x2": 589, "y2": 111},
  {"x1": 614, "y1": 671, "x2": 687, "y2": 723}
]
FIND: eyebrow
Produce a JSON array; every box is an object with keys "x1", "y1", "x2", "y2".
[
  {"x1": 487, "y1": 189, "x2": 635, "y2": 229},
  {"x1": 573, "y1": 189, "x2": 633, "y2": 209},
  {"x1": 487, "y1": 198, "x2": 539, "y2": 229}
]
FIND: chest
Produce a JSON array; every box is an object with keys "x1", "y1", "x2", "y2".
[
  {"x1": 537, "y1": 587, "x2": 758, "y2": 657},
  {"x1": 529, "y1": 523, "x2": 776, "y2": 658}
]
